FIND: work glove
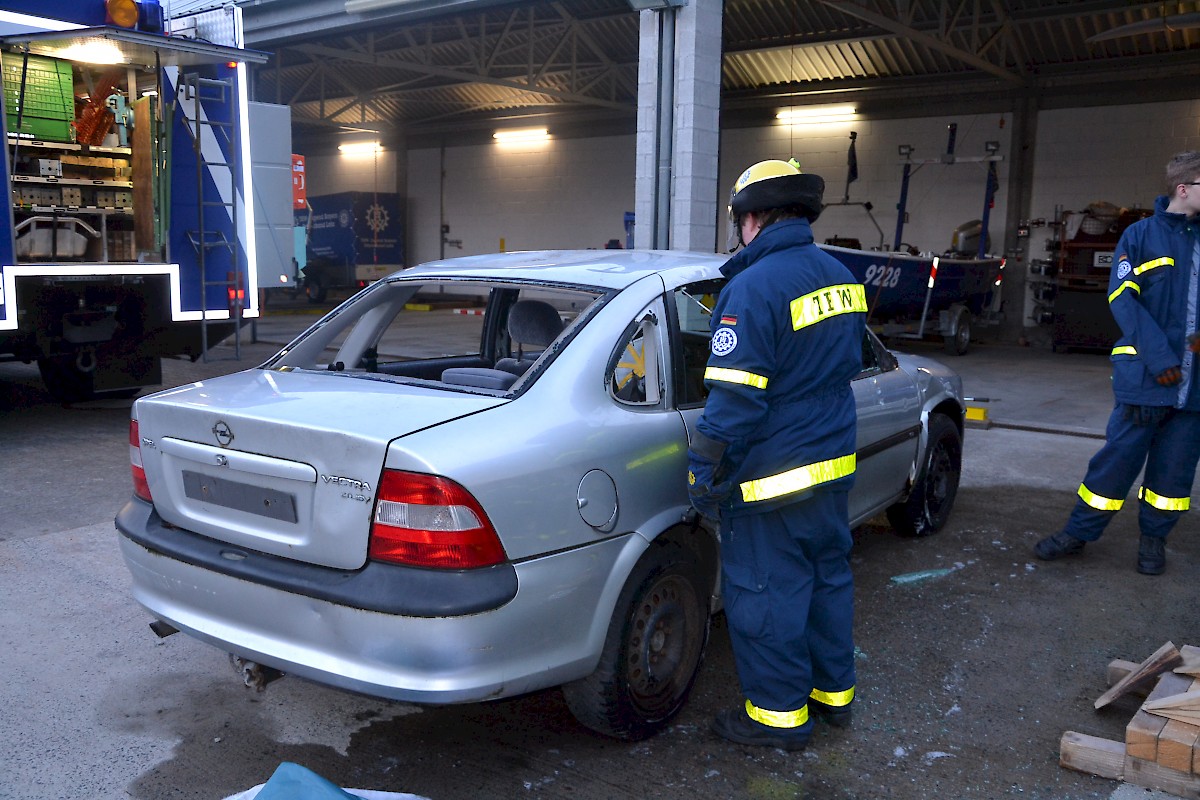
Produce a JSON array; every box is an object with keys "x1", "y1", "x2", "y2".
[
  {"x1": 1155, "y1": 365, "x2": 1182, "y2": 387},
  {"x1": 687, "y1": 432, "x2": 731, "y2": 521}
]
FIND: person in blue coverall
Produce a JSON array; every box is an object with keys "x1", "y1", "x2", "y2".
[
  {"x1": 1035, "y1": 151, "x2": 1200, "y2": 574},
  {"x1": 687, "y1": 159, "x2": 867, "y2": 750}
]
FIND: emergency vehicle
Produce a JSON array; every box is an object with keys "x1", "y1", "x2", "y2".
[{"x1": 0, "y1": 0, "x2": 270, "y2": 400}]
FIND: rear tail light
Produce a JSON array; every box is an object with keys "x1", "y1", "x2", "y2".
[
  {"x1": 369, "y1": 470, "x2": 506, "y2": 569},
  {"x1": 129, "y1": 419, "x2": 152, "y2": 503}
]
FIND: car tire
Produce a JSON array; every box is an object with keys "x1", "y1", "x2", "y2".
[
  {"x1": 305, "y1": 274, "x2": 328, "y2": 304},
  {"x1": 562, "y1": 539, "x2": 710, "y2": 740},
  {"x1": 886, "y1": 412, "x2": 962, "y2": 537}
]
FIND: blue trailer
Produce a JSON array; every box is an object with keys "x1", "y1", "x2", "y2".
[{"x1": 0, "y1": 1, "x2": 269, "y2": 399}]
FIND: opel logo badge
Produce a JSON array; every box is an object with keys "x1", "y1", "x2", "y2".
[{"x1": 212, "y1": 421, "x2": 235, "y2": 448}]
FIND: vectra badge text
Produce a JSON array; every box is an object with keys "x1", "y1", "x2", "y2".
[
  {"x1": 321, "y1": 475, "x2": 373, "y2": 492},
  {"x1": 212, "y1": 421, "x2": 234, "y2": 447}
]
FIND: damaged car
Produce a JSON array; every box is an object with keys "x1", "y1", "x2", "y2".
[{"x1": 117, "y1": 249, "x2": 964, "y2": 740}]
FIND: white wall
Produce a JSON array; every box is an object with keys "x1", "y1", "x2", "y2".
[{"x1": 406, "y1": 135, "x2": 636, "y2": 266}]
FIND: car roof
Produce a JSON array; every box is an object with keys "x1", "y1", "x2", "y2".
[{"x1": 388, "y1": 249, "x2": 727, "y2": 291}]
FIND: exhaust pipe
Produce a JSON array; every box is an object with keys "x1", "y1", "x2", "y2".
[
  {"x1": 149, "y1": 619, "x2": 179, "y2": 638},
  {"x1": 229, "y1": 654, "x2": 285, "y2": 692}
]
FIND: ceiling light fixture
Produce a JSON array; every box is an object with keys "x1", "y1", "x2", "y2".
[
  {"x1": 493, "y1": 128, "x2": 549, "y2": 143},
  {"x1": 338, "y1": 141, "x2": 382, "y2": 156},
  {"x1": 776, "y1": 105, "x2": 857, "y2": 125}
]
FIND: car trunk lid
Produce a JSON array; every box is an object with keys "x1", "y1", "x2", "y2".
[{"x1": 134, "y1": 369, "x2": 505, "y2": 569}]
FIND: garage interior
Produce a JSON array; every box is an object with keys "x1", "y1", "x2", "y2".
[{"x1": 229, "y1": 0, "x2": 1200, "y2": 348}]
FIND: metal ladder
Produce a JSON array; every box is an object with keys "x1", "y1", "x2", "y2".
[{"x1": 183, "y1": 71, "x2": 243, "y2": 362}]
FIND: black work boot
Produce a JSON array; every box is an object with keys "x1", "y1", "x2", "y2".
[
  {"x1": 1034, "y1": 531, "x2": 1086, "y2": 561},
  {"x1": 1137, "y1": 535, "x2": 1166, "y2": 575},
  {"x1": 711, "y1": 706, "x2": 809, "y2": 751},
  {"x1": 810, "y1": 700, "x2": 853, "y2": 729}
]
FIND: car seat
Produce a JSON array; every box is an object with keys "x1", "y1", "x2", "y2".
[{"x1": 495, "y1": 300, "x2": 564, "y2": 376}]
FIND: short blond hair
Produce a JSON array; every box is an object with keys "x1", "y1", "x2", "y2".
[{"x1": 1166, "y1": 151, "x2": 1200, "y2": 194}]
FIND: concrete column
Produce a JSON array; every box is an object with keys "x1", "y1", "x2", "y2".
[{"x1": 633, "y1": 2, "x2": 722, "y2": 252}]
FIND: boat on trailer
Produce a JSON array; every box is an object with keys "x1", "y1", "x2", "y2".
[{"x1": 816, "y1": 124, "x2": 1006, "y2": 355}]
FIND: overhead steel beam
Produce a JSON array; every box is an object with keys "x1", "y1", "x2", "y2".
[
  {"x1": 816, "y1": 0, "x2": 1025, "y2": 85},
  {"x1": 290, "y1": 41, "x2": 630, "y2": 110}
]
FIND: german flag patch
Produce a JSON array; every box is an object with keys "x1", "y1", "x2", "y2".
[{"x1": 720, "y1": 314, "x2": 738, "y2": 326}]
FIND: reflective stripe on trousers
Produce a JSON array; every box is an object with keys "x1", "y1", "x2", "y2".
[{"x1": 745, "y1": 699, "x2": 809, "y2": 729}]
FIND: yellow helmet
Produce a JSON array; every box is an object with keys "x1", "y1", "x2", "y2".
[{"x1": 729, "y1": 158, "x2": 825, "y2": 221}]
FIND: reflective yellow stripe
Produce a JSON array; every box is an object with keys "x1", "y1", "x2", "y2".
[
  {"x1": 704, "y1": 366, "x2": 768, "y2": 389},
  {"x1": 1140, "y1": 487, "x2": 1190, "y2": 511},
  {"x1": 1111, "y1": 345, "x2": 1137, "y2": 356},
  {"x1": 1108, "y1": 281, "x2": 1140, "y2": 303},
  {"x1": 740, "y1": 453, "x2": 856, "y2": 503},
  {"x1": 1078, "y1": 483, "x2": 1123, "y2": 511},
  {"x1": 1134, "y1": 256, "x2": 1173, "y2": 275},
  {"x1": 790, "y1": 283, "x2": 868, "y2": 331},
  {"x1": 810, "y1": 686, "x2": 855, "y2": 707},
  {"x1": 745, "y1": 699, "x2": 809, "y2": 729}
]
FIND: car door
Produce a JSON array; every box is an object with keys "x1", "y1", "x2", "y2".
[
  {"x1": 668, "y1": 280, "x2": 919, "y2": 523},
  {"x1": 848, "y1": 331, "x2": 921, "y2": 522}
]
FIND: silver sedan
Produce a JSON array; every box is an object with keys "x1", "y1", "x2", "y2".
[{"x1": 117, "y1": 249, "x2": 964, "y2": 740}]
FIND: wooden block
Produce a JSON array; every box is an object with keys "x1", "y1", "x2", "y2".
[
  {"x1": 1128, "y1": 710, "x2": 1168, "y2": 761},
  {"x1": 1127, "y1": 673, "x2": 1195, "y2": 761},
  {"x1": 1059, "y1": 730, "x2": 1125, "y2": 779},
  {"x1": 1124, "y1": 755, "x2": 1200, "y2": 798},
  {"x1": 1158, "y1": 719, "x2": 1200, "y2": 773},
  {"x1": 1098, "y1": 641, "x2": 1183, "y2": 709},
  {"x1": 1177, "y1": 645, "x2": 1200, "y2": 677}
]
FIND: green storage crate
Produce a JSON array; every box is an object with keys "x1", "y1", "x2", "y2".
[{"x1": 1, "y1": 53, "x2": 74, "y2": 142}]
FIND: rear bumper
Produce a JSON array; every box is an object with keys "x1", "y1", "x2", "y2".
[
  {"x1": 116, "y1": 499, "x2": 517, "y2": 616},
  {"x1": 115, "y1": 498, "x2": 633, "y2": 703}
]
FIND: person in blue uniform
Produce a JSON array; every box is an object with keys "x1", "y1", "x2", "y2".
[
  {"x1": 1035, "y1": 151, "x2": 1200, "y2": 574},
  {"x1": 687, "y1": 159, "x2": 867, "y2": 750}
]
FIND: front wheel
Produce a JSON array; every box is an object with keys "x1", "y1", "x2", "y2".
[
  {"x1": 562, "y1": 540, "x2": 710, "y2": 740},
  {"x1": 886, "y1": 413, "x2": 962, "y2": 537}
]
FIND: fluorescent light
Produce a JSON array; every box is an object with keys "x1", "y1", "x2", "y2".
[
  {"x1": 59, "y1": 41, "x2": 125, "y2": 65},
  {"x1": 776, "y1": 105, "x2": 857, "y2": 125},
  {"x1": 338, "y1": 141, "x2": 382, "y2": 156},
  {"x1": 493, "y1": 128, "x2": 549, "y2": 143}
]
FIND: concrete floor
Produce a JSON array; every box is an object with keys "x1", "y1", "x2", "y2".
[{"x1": 0, "y1": 318, "x2": 1191, "y2": 800}]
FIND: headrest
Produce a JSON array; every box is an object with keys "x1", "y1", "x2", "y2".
[{"x1": 508, "y1": 300, "x2": 564, "y2": 347}]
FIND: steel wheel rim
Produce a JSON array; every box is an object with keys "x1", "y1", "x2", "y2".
[{"x1": 625, "y1": 573, "x2": 701, "y2": 716}]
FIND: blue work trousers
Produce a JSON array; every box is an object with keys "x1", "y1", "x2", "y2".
[
  {"x1": 720, "y1": 490, "x2": 855, "y2": 727},
  {"x1": 1065, "y1": 404, "x2": 1200, "y2": 541}
]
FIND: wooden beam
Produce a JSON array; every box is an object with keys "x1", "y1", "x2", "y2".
[
  {"x1": 1123, "y1": 755, "x2": 1200, "y2": 798},
  {"x1": 1059, "y1": 731, "x2": 1124, "y2": 779},
  {"x1": 1096, "y1": 641, "x2": 1183, "y2": 709}
]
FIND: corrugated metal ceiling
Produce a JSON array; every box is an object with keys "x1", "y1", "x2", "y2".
[{"x1": 239, "y1": 0, "x2": 1200, "y2": 145}]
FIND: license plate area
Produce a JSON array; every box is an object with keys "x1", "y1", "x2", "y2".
[{"x1": 182, "y1": 470, "x2": 298, "y2": 523}]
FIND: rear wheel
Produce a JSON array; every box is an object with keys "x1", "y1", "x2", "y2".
[
  {"x1": 562, "y1": 540, "x2": 710, "y2": 740},
  {"x1": 943, "y1": 307, "x2": 971, "y2": 355},
  {"x1": 305, "y1": 273, "x2": 328, "y2": 304},
  {"x1": 886, "y1": 413, "x2": 962, "y2": 537}
]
